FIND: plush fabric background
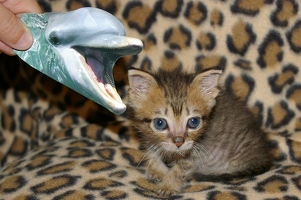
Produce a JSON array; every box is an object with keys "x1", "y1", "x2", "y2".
[{"x1": 1, "y1": 0, "x2": 301, "y2": 199}]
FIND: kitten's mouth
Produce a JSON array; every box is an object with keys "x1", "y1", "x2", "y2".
[{"x1": 162, "y1": 140, "x2": 193, "y2": 155}]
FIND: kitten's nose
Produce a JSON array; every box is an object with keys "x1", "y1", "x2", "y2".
[{"x1": 173, "y1": 136, "x2": 185, "y2": 148}]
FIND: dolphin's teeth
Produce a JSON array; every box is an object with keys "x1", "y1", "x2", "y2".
[{"x1": 105, "y1": 84, "x2": 122, "y2": 102}]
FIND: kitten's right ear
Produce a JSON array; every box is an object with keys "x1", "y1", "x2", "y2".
[
  {"x1": 128, "y1": 69, "x2": 157, "y2": 98},
  {"x1": 193, "y1": 70, "x2": 222, "y2": 98}
]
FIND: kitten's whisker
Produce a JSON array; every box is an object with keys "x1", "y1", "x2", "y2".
[
  {"x1": 193, "y1": 143, "x2": 210, "y2": 166},
  {"x1": 177, "y1": 150, "x2": 185, "y2": 157},
  {"x1": 192, "y1": 145, "x2": 204, "y2": 167},
  {"x1": 195, "y1": 143, "x2": 210, "y2": 156},
  {"x1": 155, "y1": 145, "x2": 164, "y2": 158},
  {"x1": 136, "y1": 144, "x2": 160, "y2": 169},
  {"x1": 161, "y1": 149, "x2": 169, "y2": 161},
  {"x1": 136, "y1": 151, "x2": 150, "y2": 168}
]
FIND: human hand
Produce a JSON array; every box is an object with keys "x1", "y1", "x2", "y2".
[{"x1": 0, "y1": 0, "x2": 42, "y2": 55}]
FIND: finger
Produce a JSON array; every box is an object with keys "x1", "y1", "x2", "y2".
[
  {"x1": 0, "y1": 41, "x2": 15, "y2": 55},
  {"x1": 0, "y1": 4, "x2": 33, "y2": 50},
  {"x1": 1, "y1": 0, "x2": 42, "y2": 14}
]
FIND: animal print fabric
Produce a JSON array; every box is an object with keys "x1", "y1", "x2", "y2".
[{"x1": 1, "y1": 0, "x2": 301, "y2": 199}]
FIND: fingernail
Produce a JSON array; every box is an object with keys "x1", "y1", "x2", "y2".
[
  {"x1": 14, "y1": 28, "x2": 33, "y2": 50},
  {"x1": 9, "y1": 50, "x2": 16, "y2": 56}
]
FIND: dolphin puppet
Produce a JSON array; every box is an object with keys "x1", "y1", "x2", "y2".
[{"x1": 14, "y1": 8, "x2": 143, "y2": 114}]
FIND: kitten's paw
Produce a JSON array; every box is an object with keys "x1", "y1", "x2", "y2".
[
  {"x1": 155, "y1": 181, "x2": 182, "y2": 197},
  {"x1": 156, "y1": 186, "x2": 179, "y2": 197},
  {"x1": 147, "y1": 170, "x2": 164, "y2": 182},
  {"x1": 148, "y1": 173, "x2": 162, "y2": 182}
]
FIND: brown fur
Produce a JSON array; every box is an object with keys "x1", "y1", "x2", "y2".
[{"x1": 127, "y1": 68, "x2": 272, "y2": 196}]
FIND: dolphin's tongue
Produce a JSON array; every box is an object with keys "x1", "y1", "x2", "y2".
[{"x1": 86, "y1": 56, "x2": 104, "y2": 83}]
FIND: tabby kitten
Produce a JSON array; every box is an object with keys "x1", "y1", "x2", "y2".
[{"x1": 127, "y1": 68, "x2": 272, "y2": 196}]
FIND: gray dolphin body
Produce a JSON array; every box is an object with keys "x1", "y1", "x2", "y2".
[{"x1": 14, "y1": 8, "x2": 143, "y2": 114}]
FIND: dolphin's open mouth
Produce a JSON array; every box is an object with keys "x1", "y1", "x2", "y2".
[
  {"x1": 69, "y1": 37, "x2": 142, "y2": 114},
  {"x1": 72, "y1": 46, "x2": 125, "y2": 112},
  {"x1": 74, "y1": 47, "x2": 105, "y2": 83}
]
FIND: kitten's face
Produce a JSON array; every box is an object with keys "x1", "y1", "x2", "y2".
[
  {"x1": 148, "y1": 104, "x2": 204, "y2": 152},
  {"x1": 127, "y1": 68, "x2": 221, "y2": 155}
]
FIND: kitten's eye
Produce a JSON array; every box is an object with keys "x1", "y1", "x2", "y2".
[
  {"x1": 153, "y1": 118, "x2": 168, "y2": 131},
  {"x1": 187, "y1": 117, "x2": 201, "y2": 129}
]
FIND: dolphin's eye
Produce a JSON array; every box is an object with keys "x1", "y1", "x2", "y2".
[{"x1": 49, "y1": 32, "x2": 61, "y2": 46}]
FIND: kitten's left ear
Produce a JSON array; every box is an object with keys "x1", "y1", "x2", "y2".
[
  {"x1": 127, "y1": 69, "x2": 157, "y2": 99},
  {"x1": 193, "y1": 70, "x2": 222, "y2": 98}
]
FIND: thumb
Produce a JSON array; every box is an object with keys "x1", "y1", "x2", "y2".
[{"x1": 0, "y1": 3, "x2": 33, "y2": 51}]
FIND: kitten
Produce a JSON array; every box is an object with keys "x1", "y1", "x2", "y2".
[{"x1": 127, "y1": 67, "x2": 272, "y2": 196}]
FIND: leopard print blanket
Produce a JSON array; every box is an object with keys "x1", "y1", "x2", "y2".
[{"x1": 1, "y1": 0, "x2": 301, "y2": 199}]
